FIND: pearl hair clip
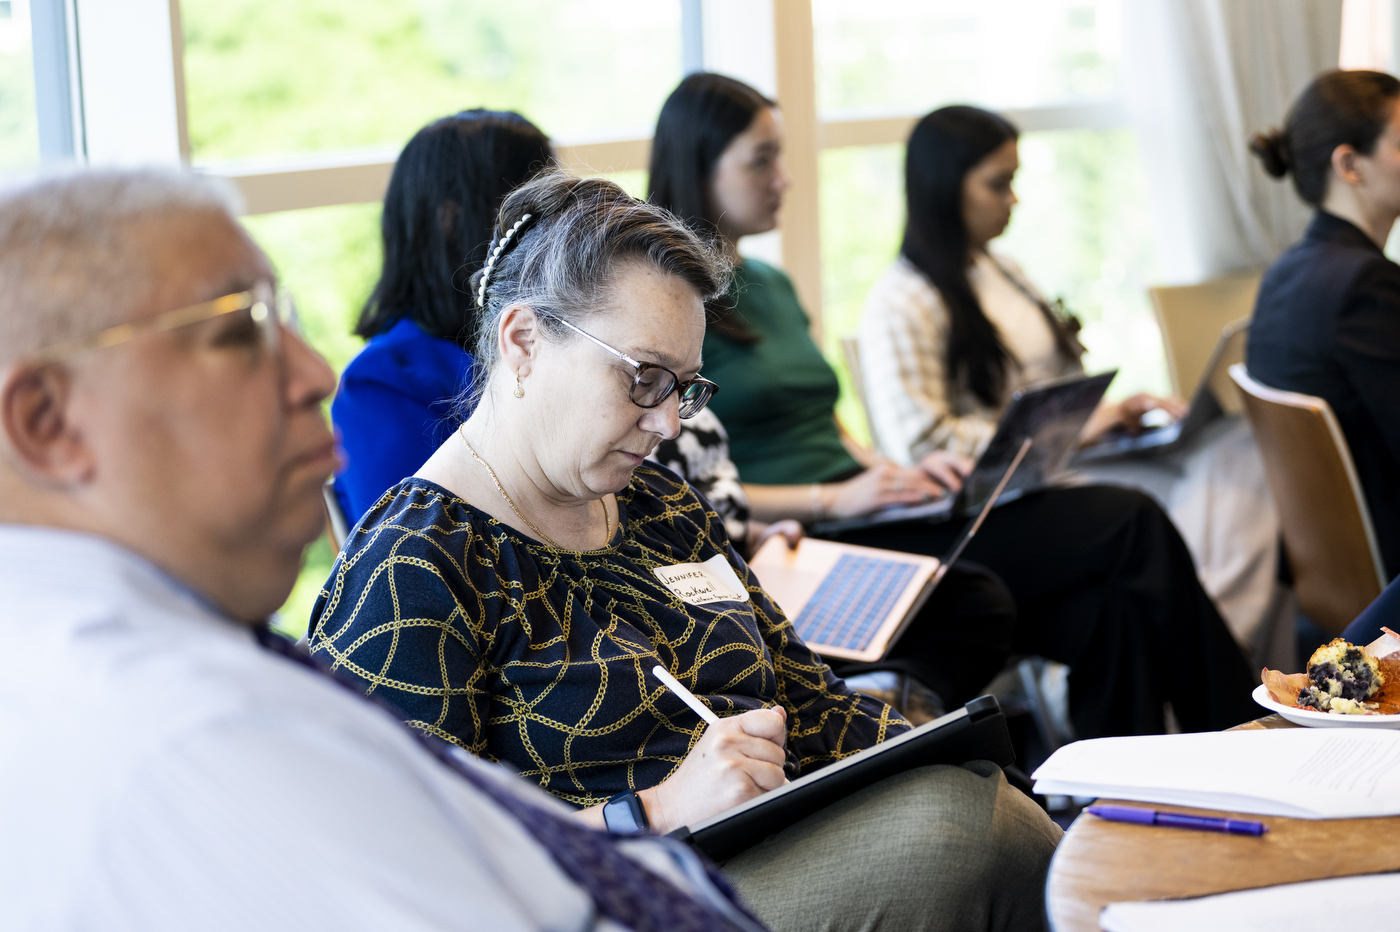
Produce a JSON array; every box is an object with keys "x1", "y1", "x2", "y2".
[{"x1": 475, "y1": 212, "x2": 533, "y2": 309}]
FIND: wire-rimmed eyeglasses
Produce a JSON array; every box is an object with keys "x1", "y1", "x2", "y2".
[
  {"x1": 29, "y1": 281, "x2": 299, "y2": 368},
  {"x1": 549, "y1": 316, "x2": 718, "y2": 419}
]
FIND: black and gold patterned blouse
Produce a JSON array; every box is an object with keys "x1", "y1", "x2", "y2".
[{"x1": 309, "y1": 463, "x2": 908, "y2": 807}]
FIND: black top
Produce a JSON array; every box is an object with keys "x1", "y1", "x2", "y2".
[
  {"x1": 1248, "y1": 211, "x2": 1400, "y2": 579},
  {"x1": 307, "y1": 464, "x2": 907, "y2": 807}
]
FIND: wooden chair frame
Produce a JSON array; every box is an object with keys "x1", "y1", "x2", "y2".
[{"x1": 1229, "y1": 364, "x2": 1386, "y2": 635}]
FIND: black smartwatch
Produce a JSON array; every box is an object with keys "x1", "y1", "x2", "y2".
[{"x1": 602, "y1": 790, "x2": 650, "y2": 834}]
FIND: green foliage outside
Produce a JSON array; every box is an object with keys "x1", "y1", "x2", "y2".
[
  {"x1": 239, "y1": 204, "x2": 381, "y2": 637},
  {"x1": 182, "y1": 0, "x2": 679, "y2": 161},
  {"x1": 814, "y1": 0, "x2": 1119, "y2": 116}
]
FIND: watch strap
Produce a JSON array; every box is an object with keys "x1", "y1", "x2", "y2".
[{"x1": 602, "y1": 789, "x2": 650, "y2": 834}]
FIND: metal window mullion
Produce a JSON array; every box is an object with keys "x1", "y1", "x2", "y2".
[{"x1": 29, "y1": 0, "x2": 81, "y2": 161}]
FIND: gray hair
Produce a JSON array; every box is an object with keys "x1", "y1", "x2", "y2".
[
  {"x1": 0, "y1": 167, "x2": 244, "y2": 366},
  {"x1": 464, "y1": 169, "x2": 731, "y2": 412}
]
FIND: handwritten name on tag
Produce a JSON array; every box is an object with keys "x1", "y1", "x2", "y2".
[{"x1": 653, "y1": 554, "x2": 751, "y2": 606}]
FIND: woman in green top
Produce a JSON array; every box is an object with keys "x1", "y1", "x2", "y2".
[{"x1": 647, "y1": 73, "x2": 1257, "y2": 739}]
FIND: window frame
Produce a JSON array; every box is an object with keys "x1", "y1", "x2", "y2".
[{"x1": 53, "y1": 0, "x2": 1130, "y2": 337}]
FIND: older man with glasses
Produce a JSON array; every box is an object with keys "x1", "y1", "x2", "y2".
[{"x1": 0, "y1": 168, "x2": 767, "y2": 932}]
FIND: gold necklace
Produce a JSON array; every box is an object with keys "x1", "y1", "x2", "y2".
[{"x1": 458, "y1": 425, "x2": 611, "y2": 551}]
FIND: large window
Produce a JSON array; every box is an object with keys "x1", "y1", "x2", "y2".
[
  {"x1": 0, "y1": 0, "x2": 39, "y2": 172},
  {"x1": 182, "y1": 0, "x2": 682, "y2": 162},
  {"x1": 814, "y1": 0, "x2": 1121, "y2": 116},
  {"x1": 812, "y1": 0, "x2": 1162, "y2": 439},
  {"x1": 0, "y1": 0, "x2": 1176, "y2": 634}
]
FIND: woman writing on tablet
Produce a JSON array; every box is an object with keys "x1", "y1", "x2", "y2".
[
  {"x1": 310, "y1": 170, "x2": 1061, "y2": 932},
  {"x1": 647, "y1": 72, "x2": 1257, "y2": 738}
]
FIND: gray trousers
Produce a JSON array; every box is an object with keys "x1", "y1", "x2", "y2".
[{"x1": 720, "y1": 762, "x2": 1062, "y2": 932}]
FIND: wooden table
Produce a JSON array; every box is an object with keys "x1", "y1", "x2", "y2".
[{"x1": 1044, "y1": 715, "x2": 1400, "y2": 931}]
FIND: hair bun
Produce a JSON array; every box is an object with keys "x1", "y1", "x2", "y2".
[{"x1": 1249, "y1": 128, "x2": 1292, "y2": 178}]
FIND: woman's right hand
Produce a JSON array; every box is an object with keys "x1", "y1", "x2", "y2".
[
  {"x1": 824, "y1": 462, "x2": 948, "y2": 519},
  {"x1": 637, "y1": 706, "x2": 789, "y2": 835},
  {"x1": 1079, "y1": 393, "x2": 1188, "y2": 447}
]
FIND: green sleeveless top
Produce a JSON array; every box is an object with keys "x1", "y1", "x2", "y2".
[{"x1": 702, "y1": 258, "x2": 863, "y2": 483}]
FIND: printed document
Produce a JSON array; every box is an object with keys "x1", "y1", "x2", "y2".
[
  {"x1": 1031, "y1": 729, "x2": 1400, "y2": 818},
  {"x1": 1099, "y1": 872, "x2": 1400, "y2": 932}
]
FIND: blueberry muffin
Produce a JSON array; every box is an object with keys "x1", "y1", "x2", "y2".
[{"x1": 1296, "y1": 639, "x2": 1385, "y2": 714}]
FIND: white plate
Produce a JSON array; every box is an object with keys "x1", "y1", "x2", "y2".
[{"x1": 1251, "y1": 683, "x2": 1400, "y2": 729}]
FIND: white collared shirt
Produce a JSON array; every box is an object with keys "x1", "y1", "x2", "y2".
[{"x1": 0, "y1": 526, "x2": 736, "y2": 932}]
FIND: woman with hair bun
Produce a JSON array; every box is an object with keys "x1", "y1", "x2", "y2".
[{"x1": 1248, "y1": 69, "x2": 1400, "y2": 579}]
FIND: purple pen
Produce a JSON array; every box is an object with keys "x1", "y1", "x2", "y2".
[{"x1": 1086, "y1": 805, "x2": 1268, "y2": 836}]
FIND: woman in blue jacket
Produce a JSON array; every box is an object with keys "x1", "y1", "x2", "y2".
[{"x1": 332, "y1": 110, "x2": 552, "y2": 524}]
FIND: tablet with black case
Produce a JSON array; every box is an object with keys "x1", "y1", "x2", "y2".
[{"x1": 669, "y1": 695, "x2": 1015, "y2": 862}]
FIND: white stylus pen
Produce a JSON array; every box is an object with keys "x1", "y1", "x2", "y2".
[{"x1": 651, "y1": 664, "x2": 720, "y2": 725}]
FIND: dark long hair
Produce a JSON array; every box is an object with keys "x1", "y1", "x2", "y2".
[
  {"x1": 902, "y1": 106, "x2": 1021, "y2": 407},
  {"x1": 1251, "y1": 69, "x2": 1400, "y2": 207},
  {"x1": 355, "y1": 110, "x2": 553, "y2": 346},
  {"x1": 649, "y1": 72, "x2": 774, "y2": 344}
]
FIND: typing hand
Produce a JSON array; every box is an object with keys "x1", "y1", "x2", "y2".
[
  {"x1": 744, "y1": 519, "x2": 804, "y2": 558},
  {"x1": 1080, "y1": 393, "x2": 1188, "y2": 446},
  {"x1": 828, "y1": 463, "x2": 946, "y2": 518},
  {"x1": 638, "y1": 706, "x2": 788, "y2": 835},
  {"x1": 916, "y1": 451, "x2": 973, "y2": 494}
]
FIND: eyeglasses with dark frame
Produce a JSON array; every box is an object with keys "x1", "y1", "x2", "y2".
[
  {"x1": 548, "y1": 315, "x2": 719, "y2": 419},
  {"x1": 28, "y1": 281, "x2": 299, "y2": 368}
]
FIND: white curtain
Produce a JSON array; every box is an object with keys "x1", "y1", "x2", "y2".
[{"x1": 1124, "y1": 0, "x2": 1344, "y2": 284}]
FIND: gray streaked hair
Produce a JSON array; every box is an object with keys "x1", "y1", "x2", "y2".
[
  {"x1": 0, "y1": 167, "x2": 244, "y2": 366},
  {"x1": 463, "y1": 169, "x2": 732, "y2": 413}
]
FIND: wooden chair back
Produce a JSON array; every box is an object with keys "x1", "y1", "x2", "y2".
[
  {"x1": 1150, "y1": 270, "x2": 1263, "y2": 399},
  {"x1": 1228, "y1": 364, "x2": 1386, "y2": 635},
  {"x1": 322, "y1": 479, "x2": 349, "y2": 554},
  {"x1": 840, "y1": 335, "x2": 877, "y2": 447},
  {"x1": 1203, "y1": 318, "x2": 1250, "y2": 416}
]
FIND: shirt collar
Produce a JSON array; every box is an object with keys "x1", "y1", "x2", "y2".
[
  {"x1": 0, "y1": 524, "x2": 252, "y2": 628},
  {"x1": 1306, "y1": 211, "x2": 1384, "y2": 254}
]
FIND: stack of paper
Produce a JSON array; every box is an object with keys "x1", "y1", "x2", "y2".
[
  {"x1": 1099, "y1": 873, "x2": 1400, "y2": 931},
  {"x1": 1031, "y1": 729, "x2": 1400, "y2": 818}
]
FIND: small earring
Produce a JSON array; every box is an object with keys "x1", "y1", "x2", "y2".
[{"x1": 513, "y1": 373, "x2": 525, "y2": 398}]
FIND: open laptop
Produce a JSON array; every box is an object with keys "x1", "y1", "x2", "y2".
[
  {"x1": 753, "y1": 439, "x2": 1031, "y2": 663},
  {"x1": 814, "y1": 370, "x2": 1116, "y2": 535},
  {"x1": 1073, "y1": 319, "x2": 1248, "y2": 464}
]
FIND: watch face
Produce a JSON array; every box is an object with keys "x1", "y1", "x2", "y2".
[{"x1": 604, "y1": 792, "x2": 647, "y2": 833}]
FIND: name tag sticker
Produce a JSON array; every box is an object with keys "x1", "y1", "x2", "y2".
[{"x1": 653, "y1": 554, "x2": 751, "y2": 606}]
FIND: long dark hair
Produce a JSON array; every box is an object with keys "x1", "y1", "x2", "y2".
[
  {"x1": 1251, "y1": 69, "x2": 1400, "y2": 207},
  {"x1": 902, "y1": 106, "x2": 1023, "y2": 407},
  {"x1": 649, "y1": 72, "x2": 774, "y2": 345},
  {"x1": 355, "y1": 110, "x2": 553, "y2": 346}
]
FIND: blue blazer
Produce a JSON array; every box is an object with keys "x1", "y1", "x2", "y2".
[
  {"x1": 332, "y1": 318, "x2": 474, "y2": 525},
  {"x1": 1342, "y1": 576, "x2": 1400, "y2": 645}
]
